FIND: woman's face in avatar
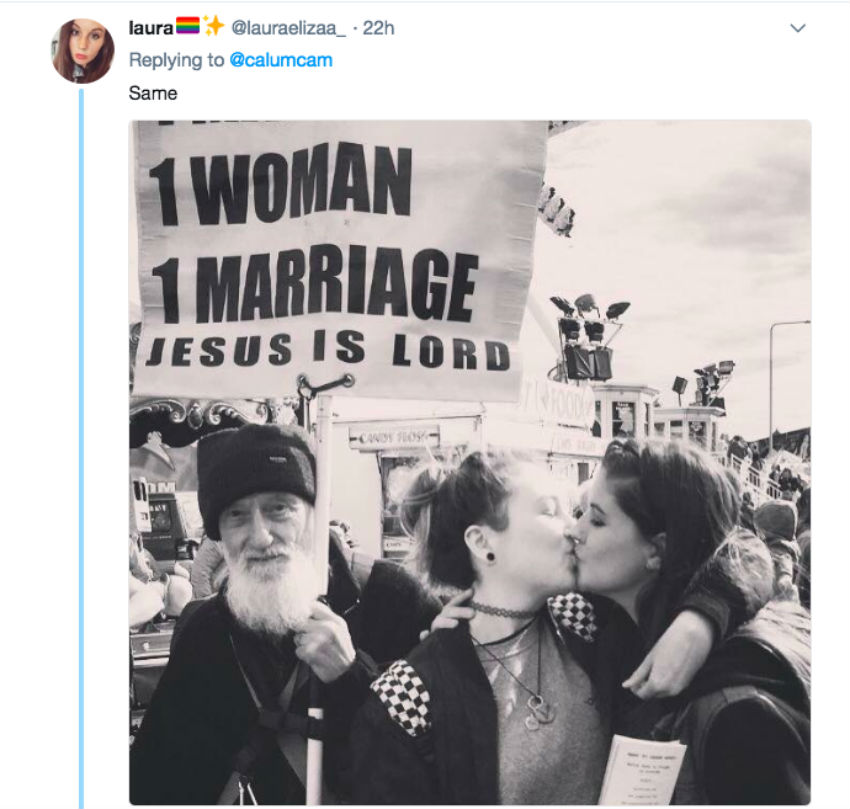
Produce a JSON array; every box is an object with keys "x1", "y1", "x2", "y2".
[{"x1": 69, "y1": 20, "x2": 106, "y2": 67}]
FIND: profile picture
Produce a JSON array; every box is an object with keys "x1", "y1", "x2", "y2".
[{"x1": 52, "y1": 19, "x2": 114, "y2": 83}]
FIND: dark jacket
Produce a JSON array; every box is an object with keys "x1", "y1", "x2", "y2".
[
  {"x1": 130, "y1": 545, "x2": 440, "y2": 805},
  {"x1": 588, "y1": 573, "x2": 808, "y2": 806},
  {"x1": 596, "y1": 527, "x2": 780, "y2": 743},
  {"x1": 350, "y1": 599, "x2": 599, "y2": 805},
  {"x1": 655, "y1": 608, "x2": 810, "y2": 805},
  {"x1": 350, "y1": 555, "x2": 765, "y2": 806}
]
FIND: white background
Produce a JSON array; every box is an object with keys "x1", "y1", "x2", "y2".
[{"x1": 3, "y1": 1, "x2": 848, "y2": 807}]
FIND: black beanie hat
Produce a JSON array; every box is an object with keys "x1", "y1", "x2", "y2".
[{"x1": 197, "y1": 423, "x2": 317, "y2": 541}]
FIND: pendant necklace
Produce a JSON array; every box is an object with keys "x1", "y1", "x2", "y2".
[{"x1": 472, "y1": 617, "x2": 557, "y2": 731}]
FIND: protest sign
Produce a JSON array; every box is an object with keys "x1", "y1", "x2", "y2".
[{"x1": 133, "y1": 121, "x2": 547, "y2": 401}]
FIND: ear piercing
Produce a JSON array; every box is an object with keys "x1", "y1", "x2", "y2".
[{"x1": 486, "y1": 552, "x2": 496, "y2": 562}]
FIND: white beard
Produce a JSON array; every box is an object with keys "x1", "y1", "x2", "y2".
[{"x1": 224, "y1": 546, "x2": 321, "y2": 636}]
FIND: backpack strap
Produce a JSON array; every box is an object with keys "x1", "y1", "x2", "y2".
[
  {"x1": 370, "y1": 660, "x2": 433, "y2": 738},
  {"x1": 660, "y1": 684, "x2": 763, "y2": 793},
  {"x1": 218, "y1": 634, "x2": 324, "y2": 805},
  {"x1": 349, "y1": 551, "x2": 376, "y2": 591},
  {"x1": 548, "y1": 593, "x2": 599, "y2": 642}
]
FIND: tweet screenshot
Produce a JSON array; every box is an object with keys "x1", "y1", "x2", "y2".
[{"x1": 5, "y1": 0, "x2": 848, "y2": 807}]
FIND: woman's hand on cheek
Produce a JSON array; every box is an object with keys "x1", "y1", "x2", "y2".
[
  {"x1": 419, "y1": 588, "x2": 476, "y2": 641},
  {"x1": 623, "y1": 609, "x2": 714, "y2": 699}
]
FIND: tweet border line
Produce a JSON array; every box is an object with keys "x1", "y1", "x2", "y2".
[{"x1": 78, "y1": 86, "x2": 85, "y2": 809}]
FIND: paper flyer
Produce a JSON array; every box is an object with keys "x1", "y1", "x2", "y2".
[{"x1": 598, "y1": 734, "x2": 687, "y2": 806}]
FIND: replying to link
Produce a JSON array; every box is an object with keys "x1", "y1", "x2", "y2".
[{"x1": 230, "y1": 52, "x2": 334, "y2": 68}]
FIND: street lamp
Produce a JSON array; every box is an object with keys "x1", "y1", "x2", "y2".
[{"x1": 769, "y1": 320, "x2": 811, "y2": 454}]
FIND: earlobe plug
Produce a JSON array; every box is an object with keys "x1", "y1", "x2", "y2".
[{"x1": 486, "y1": 552, "x2": 496, "y2": 563}]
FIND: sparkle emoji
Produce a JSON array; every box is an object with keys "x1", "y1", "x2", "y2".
[{"x1": 204, "y1": 15, "x2": 225, "y2": 36}]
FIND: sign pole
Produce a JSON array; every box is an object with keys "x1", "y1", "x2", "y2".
[
  {"x1": 306, "y1": 393, "x2": 333, "y2": 806},
  {"x1": 312, "y1": 393, "x2": 333, "y2": 593}
]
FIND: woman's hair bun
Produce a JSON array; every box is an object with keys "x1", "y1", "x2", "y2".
[
  {"x1": 399, "y1": 450, "x2": 525, "y2": 592},
  {"x1": 398, "y1": 464, "x2": 445, "y2": 539}
]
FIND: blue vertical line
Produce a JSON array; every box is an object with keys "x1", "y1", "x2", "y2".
[{"x1": 78, "y1": 87, "x2": 85, "y2": 809}]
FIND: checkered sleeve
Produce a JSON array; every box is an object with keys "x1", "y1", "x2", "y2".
[
  {"x1": 369, "y1": 660, "x2": 432, "y2": 738},
  {"x1": 548, "y1": 593, "x2": 599, "y2": 642}
]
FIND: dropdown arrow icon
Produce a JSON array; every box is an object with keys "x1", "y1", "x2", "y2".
[{"x1": 790, "y1": 23, "x2": 806, "y2": 33}]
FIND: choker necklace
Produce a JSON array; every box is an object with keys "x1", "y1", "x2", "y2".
[
  {"x1": 468, "y1": 600, "x2": 537, "y2": 620},
  {"x1": 472, "y1": 618, "x2": 556, "y2": 731}
]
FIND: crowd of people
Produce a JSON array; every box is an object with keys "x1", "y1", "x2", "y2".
[
  {"x1": 129, "y1": 422, "x2": 811, "y2": 805},
  {"x1": 769, "y1": 463, "x2": 809, "y2": 499},
  {"x1": 725, "y1": 433, "x2": 810, "y2": 503}
]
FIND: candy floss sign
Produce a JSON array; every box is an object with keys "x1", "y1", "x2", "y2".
[{"x1": 132, "y1": 121, "x2": 548, "y2": 401}]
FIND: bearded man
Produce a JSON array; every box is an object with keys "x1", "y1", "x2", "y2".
[{"x1": 130, "y1": 424, "x2": 438, "y2": 805}]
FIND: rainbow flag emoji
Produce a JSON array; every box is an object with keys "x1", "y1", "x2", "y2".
[{"x1": 176, "y1": 17, "x2": 200, "y2": 34}]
